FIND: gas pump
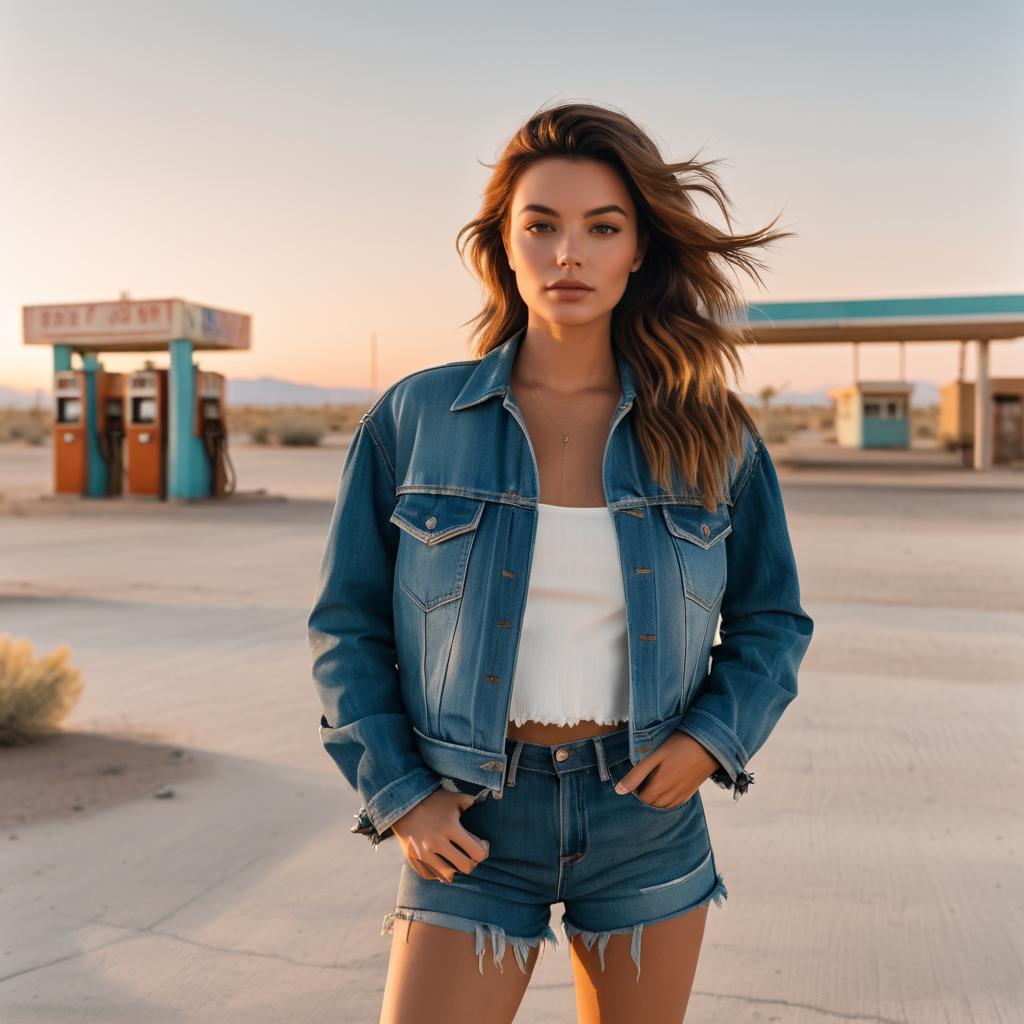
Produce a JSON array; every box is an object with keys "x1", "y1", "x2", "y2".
[
  {"x1": 125, "y1": 365, "x2": 168, "y2": 498},
  {"x1": 195, "y1": 370, "x2": 236, "y2": 497},
  {"x1": 52, "y1": 367, "x2": 124, "y2": 496},
  {"x1": 96, "y1": 372, "x2": 125, "y2": 496},
  {"x1": 53, "y1": 369, "x2": 87, "y2": 494}
]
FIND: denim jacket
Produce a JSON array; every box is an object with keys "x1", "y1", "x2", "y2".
[{"x1": 308, "y1": 326, "x2": 814, "y2": 845}]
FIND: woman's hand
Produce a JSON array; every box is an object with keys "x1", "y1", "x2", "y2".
[
  {"x1": 390, "y1": 788, "x2": 490, "y2": 883},
  {"x1": 614, "y1": 732, "x2": 721, "y2": 809}
]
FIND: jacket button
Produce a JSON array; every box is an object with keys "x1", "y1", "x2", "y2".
[
  {"x1": 702, "y1": 524, "x2": 710, "y2": 537},
  {"x1": 638, "y1": 743, "x2": 651, "y2": 754},
  {"x1": 480, "y1": 760, "x2": 503, "y2": 772},
  {"x1": 554, "y1": 748, "x2": 570, "y2": 762},
  {"x1": 425, "y1": 516, "x2": 437, "y2": 529}
]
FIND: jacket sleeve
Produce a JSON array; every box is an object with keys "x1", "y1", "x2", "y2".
[
  {"x1": 308, "y1": 412, "x2": 442, "y2": 844},
  {"x1": 677, "y1": 434, "x2": 814, "y2": 799}
]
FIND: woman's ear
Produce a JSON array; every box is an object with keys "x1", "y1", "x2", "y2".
[{"x1": 632, "y1": 236, "x2": 648, "y2": 272}]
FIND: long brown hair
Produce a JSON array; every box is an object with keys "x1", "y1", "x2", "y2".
[{"x1": 455, "y1": 100, "x2": 796, "y2": 511}]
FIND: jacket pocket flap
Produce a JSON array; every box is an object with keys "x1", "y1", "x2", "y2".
[
  {"x1": 390, "y1": 492, "x2": 485, "y2": 544},
  {"x1": 661, "y1": 503, "x2": 732, "y2": 549}
]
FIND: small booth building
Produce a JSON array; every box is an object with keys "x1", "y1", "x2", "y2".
[
  {"x1": 827, "y1": 381, "x2": 914, "y2": 449},
  {"x1": 939, "y1": 377, "x2": 1024, "y2": 464}
]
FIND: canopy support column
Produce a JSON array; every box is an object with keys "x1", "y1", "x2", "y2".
[{"x1": 973, "y1": 338, "x2": 992, "y2": 470}]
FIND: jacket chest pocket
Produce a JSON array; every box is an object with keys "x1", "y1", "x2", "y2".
[
  {"x1": 390, "y1": 492, "x2": 485, "y2": 611},
  {"x1": 660, "y1": 503, "x2": 732, "y2": 609}
]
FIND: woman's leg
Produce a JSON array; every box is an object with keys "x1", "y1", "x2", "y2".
[
  {"x1": 379, "y1": 918, "x2": 539, "y2": 1024},
  {"x1": 568, "y1": 905, "x2": 709, "y2": 1024}
]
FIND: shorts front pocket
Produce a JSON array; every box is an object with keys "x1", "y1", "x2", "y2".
[{"x1": 608, "y1": 758, "x2": 694, "y2": 814}]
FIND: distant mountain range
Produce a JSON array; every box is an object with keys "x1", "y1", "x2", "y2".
[
  {"x1": 0, "y1": 377, "x2": 377, "y2": 409},
  {"x1": 225, "y1": 377, "x2": 377, "y2": 407},
  {"x1": 0, "y1": 376, "x2": 942, "y2": 409},
  {"x1": 741, "y1": 381, "x2": 941, "y2": 407},
  {"x1": 0, "y1": 385, "x2": 48, "y2": 409}
]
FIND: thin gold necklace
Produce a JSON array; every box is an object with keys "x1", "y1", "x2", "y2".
[{"x1": 526, "y1": 387, "x2": 581, "y2": 503}]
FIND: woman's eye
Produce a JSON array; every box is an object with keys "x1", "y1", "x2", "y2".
[{"x1": 525, "y1": 223, "x2": 620, "y2": 234}]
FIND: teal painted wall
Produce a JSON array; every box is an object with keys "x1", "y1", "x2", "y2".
[{"x1": 862, "y1": 417, "x2": 910, "y2": 448}]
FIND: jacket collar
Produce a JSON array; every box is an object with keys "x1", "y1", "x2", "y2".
[{"x1": 450, "y1": 324, "x2": 638, "y2": 412}]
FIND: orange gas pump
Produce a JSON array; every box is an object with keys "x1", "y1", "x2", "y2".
[
  {"x1": 195, "y1": 370, "x2": 236, "y2": 497},
  {"x1": 125, "y1": 366, "x2": 168, "y2": 498},
  {"x1": 96, "y1": 372, "x2": 125, "y2": 496},
  {"x1": 53, "y1": 369, "x2": 87, "y2": 494}
]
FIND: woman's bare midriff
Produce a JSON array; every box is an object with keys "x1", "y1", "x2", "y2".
[{"x1": 506, "y1": 719, "x2": 626, "y2": 745}]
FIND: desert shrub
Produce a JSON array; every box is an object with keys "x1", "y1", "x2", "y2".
[
  {"x1": 272, "y1": 412, "x2": 327, "y2": 446},
  {"x1": 0, "y1": 634, "x2": 84, "y2": 746},
  {"x1": 0, "y1": 411, "x2": 49, "y2": 445},
  {"x1": 248, "y1": 424, "x2": 272, "y2": 445}
]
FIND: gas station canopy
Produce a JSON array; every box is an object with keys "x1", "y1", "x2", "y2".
[
  {"x1": 23, "y1": 298, "x2": 250, "y2": 353},
  {"x1": 22, "y1": 296, "x2": 250, "y2": 501},
  {"x1": 743, "y1": 293, "x2": 1024, "y2": 344}
]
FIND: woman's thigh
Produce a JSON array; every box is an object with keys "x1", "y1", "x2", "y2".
[
  {"x1": 379, "y1": 770, "x2": 558, "y2": 1024},
  {"x1": 569, "y1": 904, "x2": 709, "y2": 1024},
  {"x1": 380, "y1": 918, "x2": 539, "y2": 1024}
]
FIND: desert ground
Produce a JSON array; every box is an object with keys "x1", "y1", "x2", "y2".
[{"x1": 1, "y1": 435, "x2": 1022, "y2": 1023}]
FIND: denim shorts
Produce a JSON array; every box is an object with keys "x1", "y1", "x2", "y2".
[{"x1": 382, "y1": 726, "x2": 728, "y2": 981}]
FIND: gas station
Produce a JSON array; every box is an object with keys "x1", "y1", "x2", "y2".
[
  {"x1": 745, "y1": 293, "x2": 1024, "y2": 468},
  {"x1": 22, "y1": 297, "x2": 250, "y2": 501}
]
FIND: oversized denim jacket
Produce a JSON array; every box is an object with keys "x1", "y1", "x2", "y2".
[{"x1": 308, "y1": 326, "x2": 814, "y2": 845}]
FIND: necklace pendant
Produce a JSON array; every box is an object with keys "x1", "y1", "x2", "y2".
[{"x1": 562, "y1": 435, "x2": 569, "y2": 444}]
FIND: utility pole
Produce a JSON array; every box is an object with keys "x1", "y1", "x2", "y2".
[{"x1": 370, "y1": 331, "x2": 378, "y2": 401}]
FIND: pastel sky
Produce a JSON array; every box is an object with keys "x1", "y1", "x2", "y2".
[{"x1": 2, "y1": 0, "x2": 1022, "y2": 397}]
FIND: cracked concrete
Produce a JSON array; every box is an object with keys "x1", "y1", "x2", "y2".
[{"x1": 1, "y1": 442, "x2": 1022, "y2": 1022}]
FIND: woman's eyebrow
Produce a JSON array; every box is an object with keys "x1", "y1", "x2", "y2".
[{"x1": 518, "y1": 203, "x2": 629, "y2": 219}]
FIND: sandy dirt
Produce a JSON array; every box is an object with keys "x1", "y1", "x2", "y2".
[{"x1": 1, "y1": 729, "x2": 211, "y2": 830}]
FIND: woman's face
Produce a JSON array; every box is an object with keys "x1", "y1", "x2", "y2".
[{"x1": 504, "y1": 157, "x2": 645, "y2": 327}]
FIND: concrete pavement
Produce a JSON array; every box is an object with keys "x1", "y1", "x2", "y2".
[{"x1": 1, "y1": 440, "x2": 1021, "y2": 1023}]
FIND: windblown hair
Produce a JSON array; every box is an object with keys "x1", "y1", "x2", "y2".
[{"x1": 455, "y1": 100, "x2": 796, "y2": 511}]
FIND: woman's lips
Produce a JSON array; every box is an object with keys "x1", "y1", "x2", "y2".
[{"x1": 546, "y1": 286, "x2": 593, "y2": 300}]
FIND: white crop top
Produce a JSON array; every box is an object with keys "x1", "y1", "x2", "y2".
[{"x1": 508, "y1": 502, "x2": 631, "y2": 727}]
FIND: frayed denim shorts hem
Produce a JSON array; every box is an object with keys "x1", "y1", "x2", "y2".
[{"x1": 383, "y1": 726, "x2": 728, "y2": 981}]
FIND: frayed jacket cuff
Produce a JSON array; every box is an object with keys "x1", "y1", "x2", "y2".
[
  {"x1": 677, "y1": 709, "x2": 755, "y2": 801},
  {"x1": 354, "y1": 767, "x2": 442, "y2": 845}
]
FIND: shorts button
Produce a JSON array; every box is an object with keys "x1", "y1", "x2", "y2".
[{"x1": 554, "y1": 748, "x2": 570, "y2": 762}]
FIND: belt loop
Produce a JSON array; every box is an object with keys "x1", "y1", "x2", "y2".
[
  {"x1": 505, "y1": 741, "x2": 525, "y2": 788},
  {"x1": 593, "y1": 735, "x2": 611, "y2": 782}
]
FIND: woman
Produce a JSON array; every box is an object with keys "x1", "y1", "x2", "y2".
[{"x1": 308, "y1": 101, "x2": 814, "y2": 1024}]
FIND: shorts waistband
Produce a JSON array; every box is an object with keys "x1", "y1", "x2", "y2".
[{"x1": 502, "y1": 727, "x2": 631, "y2": 785}]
